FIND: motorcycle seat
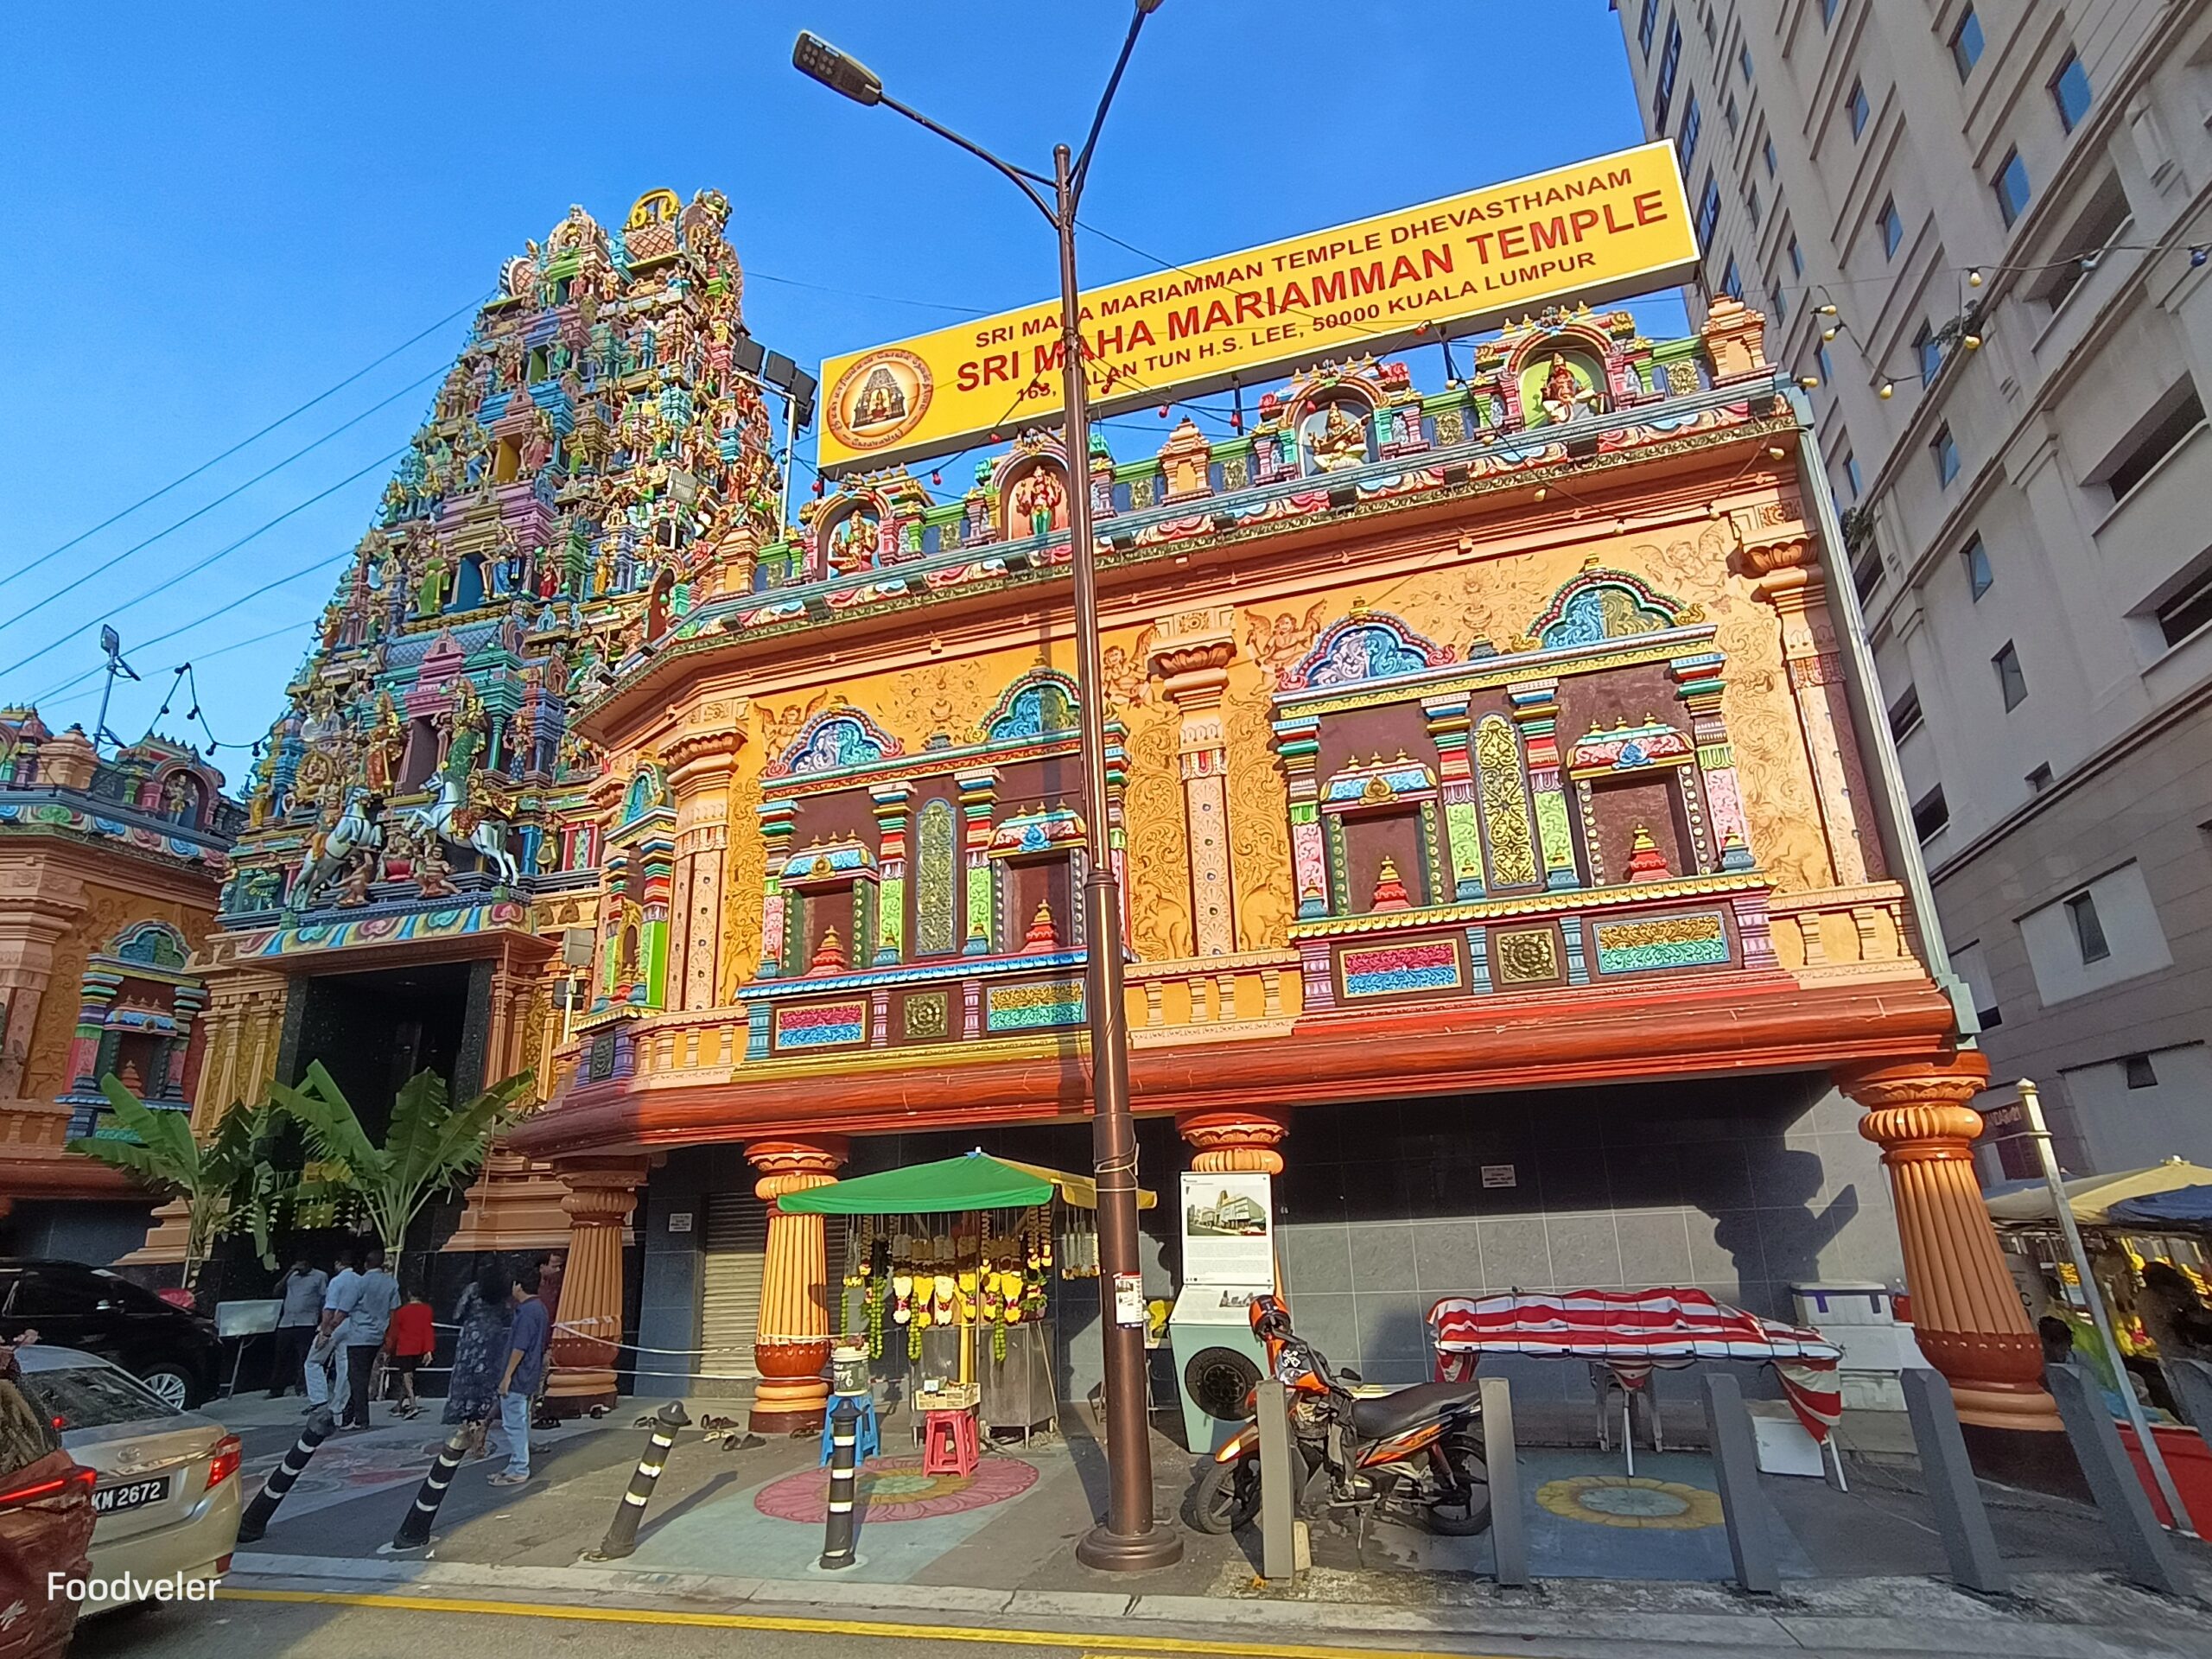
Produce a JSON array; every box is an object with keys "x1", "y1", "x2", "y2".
[{"x1": 1348, "y1": 1379, "x2": 1484, "y2": 1440}]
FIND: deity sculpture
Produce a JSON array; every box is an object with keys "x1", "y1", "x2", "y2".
[
  {"x1": 1305, "y1": 402, "x2": 1368, "y2": 472},
  {"x1": 1538, "y1": 353, "x2": 1601, "y2": 425},
  {"x1": 1011, "y1": 471, "x2": 1065, "y2": 538},
  {"x1": 414, "y1": 545, "x2": 454, "y2": 616},
  {"x1": 363, "y1": 690, "x2": 405, "y2": 794}
]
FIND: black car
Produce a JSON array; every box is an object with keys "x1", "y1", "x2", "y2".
[{"x1": 0, "y1": 1261, "x2": 221, "y2": 1410}]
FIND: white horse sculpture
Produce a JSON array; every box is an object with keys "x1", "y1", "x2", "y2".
[
  {"x1": 406, "y1": 772, "x2": 522, "y2": 886},
  {"x1": 294, "y1": 789, "x2": 385, "y2": 905}
]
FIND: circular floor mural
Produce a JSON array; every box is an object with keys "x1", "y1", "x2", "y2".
[
  {"x1": 1535, "y1": 1475, "x2": 1723, "y2": 1529},
  {"x1": 754, "y1": 1454, "x2": 1039, "y2": 1524}
]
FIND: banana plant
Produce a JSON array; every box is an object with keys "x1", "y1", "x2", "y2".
[
  {"x1": 67, "y1": 1081, "x2": 288, "y2": 1290},
  {"x1": 268, "y1": 1061, "x2": 534, "y2": 1261}
]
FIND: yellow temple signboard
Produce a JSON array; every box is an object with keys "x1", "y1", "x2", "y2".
[{"x1": 818, "y1": 142, "x2": 1697, "y2": 474}]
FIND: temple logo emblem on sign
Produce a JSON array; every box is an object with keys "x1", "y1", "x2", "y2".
[{"x1": 827, "y1": 347, "x2": 934, "y2": 453}]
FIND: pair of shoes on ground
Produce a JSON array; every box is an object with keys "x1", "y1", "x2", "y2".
[{"x1": 486, "y1": 1471, "x2": 530, "y2": 1487}]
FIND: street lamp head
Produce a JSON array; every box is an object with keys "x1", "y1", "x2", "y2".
[
  {"x1": 792, "y1": 32, "x2": 883, "y2": 106},
  {"x1": 1135, "y1": 0, "x2": 1168, "y2": 11}
]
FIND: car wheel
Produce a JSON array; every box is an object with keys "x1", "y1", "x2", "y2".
[{"x1": 140, "y1": 1366, "x2": 193, "y2": 1412}]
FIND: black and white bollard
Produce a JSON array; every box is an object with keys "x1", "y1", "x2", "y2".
[
  {"x1": 384, "y1": 1426, "x2": 474, "y2": 1554},
  {"x1": 586, "y1": 1401, "x2": 690, "y2": 1561},
  {"x1": 235, "y1": 1407, "x2": 335, "y2": 1544},
  {"x1": 818, "y1": 1393, "x2": 861, "y2": 1570}
]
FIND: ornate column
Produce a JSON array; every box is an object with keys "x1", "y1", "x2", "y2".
[
  {"x1": 1148, "y1": 608, "x2": 1240, "y2": 957},
  {"x1": 0, "y1": 857, "x2": 83, "y2": 1103},
  {"x1": 748, "y1": 1135, "x2": 848, "y2": 1433},
  {"x1": 162, "y1": 982, "x2": 207, "y2": 1104},
  {"x1": 1177, "y1": 1106, "x2": 1290, "y2": 1175},
  {"x1": 870, "y1": 782, "x2": 912, "y2": 965},
  {"x1": 955, "y1": 768, "x2": 997, "y2": 956},
  {"x1": 1842, "y1": 1054, "x2": 2061, "y2": 1433},
  {"x1": 756, "y1": 799, "x2": 797, "y2": 978},
  {"x1": 1738, "y1": 526, "x2": 1882, "y2": 886},
  {"x1": 667, "y1": 707, "x2": 744, "y2": 1011},
  {"x1": 543, "y1": 1157, "x2": 647, "y2": 1415},
  {"x1": 1421, "y1": 695, "x2": 1483, "y2": 900},
  {"x1": 1506, "y1": 678, "x2": 1579, "y2": 889},
  {"x1": 1669, "y1": 651, "x2": 1755, "y2": 864}
]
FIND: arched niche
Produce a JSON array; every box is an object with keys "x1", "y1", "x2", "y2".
[
  {"x1": 1513, "y1": 337, "x2": 1610, "y2": 427},
  {"x1": 818, "y1": 497, "x2": 884, "y2": 576},
  {"x1": 645, "y1": 568, "x2": 676, "y2": 640},
  {"x1": 1295, "y1": 388, "x2": 1378, "y2": 474},
  {"x1": 997, "y1": 453, "x2": 1071, "y2": 542}
]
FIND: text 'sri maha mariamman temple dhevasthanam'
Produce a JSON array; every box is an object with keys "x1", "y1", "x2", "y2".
[{"x1": 166, "y1": 179, "x2": 2058, "y2": 1447}]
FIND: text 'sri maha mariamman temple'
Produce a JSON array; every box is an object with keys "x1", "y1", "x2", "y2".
[{"x1": 170, "y1": 185, "x2": 2060, "y2": 1448}]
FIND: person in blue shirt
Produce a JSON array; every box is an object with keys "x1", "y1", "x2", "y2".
[{"x1": 490, "y1": 1260, "x2": 550, "y2": 1486}]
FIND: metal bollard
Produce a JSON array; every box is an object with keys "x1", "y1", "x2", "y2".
[
  {"x1": 586, "y1": 1401, "x2": 690, "y2": 1561},
  {"x1": 2046, "y1": 1362, "x2": 2185, "y2": 1595},
  {"x1": 1899, "y1": 1368, "x2": 2008, "y2": 1596},
  {"x1": 383, "y1": 1425, "x2": 475, "y2": 1554},
  {"x1": 235, "y1": 1407, "x2": 335, "y2": 1543},
  {"x1": 1701, "y1": 1372, "x2": 1779, "y2": 1595},
  {"x1": 1478, "y1": 1376, "x2": 1529, "y2": 1589},
  {"x1": 1255, "y1": 1377, "x2": 1294, "y2": 1581},
  {"x1": 818, "y1": 1393, "x2": 861, "y2": 1570}
]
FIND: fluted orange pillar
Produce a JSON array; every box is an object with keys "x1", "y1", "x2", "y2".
[
  {"x1": 747, "y1": 1136, "x2": 847, "y2": 1433},
  {"x1": 1176, "y1": 1107, "x2": 1290, "y2": 1174},
  {"x1": 1842, "y1": 1055, "x2": 2060, "y2": 1433},
  {"x1": 543, "y1": 1158, "x2": 646, "y2": 1414}
]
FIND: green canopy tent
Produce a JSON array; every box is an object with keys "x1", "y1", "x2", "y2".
[{"x1": 775, "y1": 1150, "x2": 1156, "y2": 1215}]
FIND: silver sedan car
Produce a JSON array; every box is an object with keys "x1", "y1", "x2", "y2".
[{"x1": 14, "y1": 1344, "x2": 241, "y2": 1615}]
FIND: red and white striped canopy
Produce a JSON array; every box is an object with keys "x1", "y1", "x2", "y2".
[{"x1": 1427, "y1": 1288, "x2": 1846, "y2": 1441}]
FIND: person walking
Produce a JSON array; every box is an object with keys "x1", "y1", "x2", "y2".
[
  {"x1": 268, "y1": 1256, "x2": 327, "y2": 1400},
  {"x1": 332, "y1": 1246, "x2": 402, "y2": 1430},
  {"x1": 384, "y1": 1282, "x2": 435, "y2": 1419},
  {"x1": 308, "y1": 1248, "x2": 360, "y2": 1411},
  {"x1": 443, "y1": 1262, "x2": 513, "y2": 1459},
  {"x1": 489, "y1": 1261, "x2": 550, "y2": 1488}
]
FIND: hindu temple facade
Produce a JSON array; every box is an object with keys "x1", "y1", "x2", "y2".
[
  {"x1": 0, "y1": 711, "x2": 234, "y2": 1257},
  {"x1": 182, "y1": 188, "x2": 787, "y2": 1332},
  {"x1": 491, "y1": 293, "x2": 2063, "y2": 1450}
]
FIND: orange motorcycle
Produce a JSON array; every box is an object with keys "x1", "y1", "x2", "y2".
[{"x1": 1187, "y1": 1294, "x2": 1489, "y2": 1537}]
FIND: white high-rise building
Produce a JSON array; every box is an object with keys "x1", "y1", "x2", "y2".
[{"x1": 1615, "y1": 0, "x2": 2212, "y2": 1176}]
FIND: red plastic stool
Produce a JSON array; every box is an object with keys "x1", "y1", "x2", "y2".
[{"x1": 921, "y1": 1405, "x2": 980, "y2": 1477}]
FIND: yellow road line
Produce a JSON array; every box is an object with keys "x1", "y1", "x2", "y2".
[{"x1": 218, "y1": 1586, "x2": 1503, "y2": 1659}]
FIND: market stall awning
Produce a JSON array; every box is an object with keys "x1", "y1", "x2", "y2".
[
  {"x1": 1984, "y1": 1158, "x2": 2212, "y2": 1226},
  {"x1": 2104, "y1": 1184, "x2": 2212, "y2": 1233},
  {"x1": 775, "y1": 1151, "x2": 1155, "y2": 1215}
]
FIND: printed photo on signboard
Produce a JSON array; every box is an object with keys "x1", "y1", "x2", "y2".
[{"x1": 1180, "y1": 1172, "x2": 1274, "y2": 1286}]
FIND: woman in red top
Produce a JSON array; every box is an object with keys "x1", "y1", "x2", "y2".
[{"x1": 383, "y1": 1285, "x2": 435, "y2": 1420}]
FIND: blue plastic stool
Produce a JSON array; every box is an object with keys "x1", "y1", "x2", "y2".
[{"x1": 818, "y1": 1393, "x2": 881, "y2": 1466}]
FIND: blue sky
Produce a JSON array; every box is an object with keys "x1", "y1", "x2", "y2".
[{"x1": 0, "y1": 1, "x2": 1679, "y2": 772}]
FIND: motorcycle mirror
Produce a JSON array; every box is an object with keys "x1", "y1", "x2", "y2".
[{"x1": 1337, "y1": 1365, "x2": 1363, "y2": 1384}]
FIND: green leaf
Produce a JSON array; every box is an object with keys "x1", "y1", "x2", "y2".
[
  {"x1": 94, "y1": 1076, "x2": 200, "y2": 1176},
  {"x1": 64, "y1": 1133, "x2": 181, "y2": 1191}
]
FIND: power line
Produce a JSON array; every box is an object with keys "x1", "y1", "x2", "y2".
[
  {"x1": 0, "y1": 362, "x2": 448, "y2": 639},
  {"x1": 1, "y1": 291, "x2": 488, "y2": 595},
  {"x1": 2, "y1": 450, "x2": 398, "y2": 687},
  {"x1": 748, "y1": 270, "x2": 986, "y2": 316}
]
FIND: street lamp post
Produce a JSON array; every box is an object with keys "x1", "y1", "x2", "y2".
[{"x1": 794, "y1": 8, "x2": 1181, "y2": 1573}]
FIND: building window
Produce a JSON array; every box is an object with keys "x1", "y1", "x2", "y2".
[
  {"x1": 1746, "y1": 184, "x2": 1762, "y2": 227},
  {"x1": 2032, "y1": 175, "x2": 2130, "y2": 313},
  {"x1": 1770, "y1": 284, "x2": 1788, "y2": 323},
  {"x1": 1725, "y1": 93, "x2": 1740, "y2": 137},
  {"x1": 2066, "y1": 891, "x2": 2111, "y2": 963},
  {"x1": 1915, "y1": 321, "x2": 1942, "y2": 385},
  {"x1": 2099, "y1": 388, "x2": 2206, "y2": 504},
  {"x1": 1878, "y1": 197, "x2": 1904, "y2": 258},
  {"x1": 1852, "y1": 544, "x2": 1885, "y2": 603},
  {"x1": 1888, "y1": 683, "x2": 1923, "y2": 741},
  {"x1": 1720, "y1": 257, "x2": 1743, "y2": 301},
  {"x1": 1952, "y1": 7, "x2": 1985, "y2": 79},
  {"x1": 1935, "y1": 425, "x2": 1960, "y2": 486},
  {"x1": 1639, "y1": 0, "x2": 1659, "y2": 55},
  {"x1": 1994, "y1": 641, "x2": 2027, "y2": 709},
  {"x1": 1788, "y1": 235, "x2": 1803, "y2": 276},
  {"x1": 1679, "y1": 92, "x2": 1702, "y2": 173},
  {"x1": 2154, "y1": 563, "x2": 2212, "y2": 648},
  {"x1": 1702, "y1": 6, "x2": 1717, "y2": 48},
  {"x1": 2124, "y1": 1053, "x2": 2158, "y2": 1090},
  {"x1": 1962, "y1": 534, "x2": 1993, "y2": 600},
  {"x1": 1739, "y1": 42, "x2": 1752, "y2": 83},
  {"x1": 2026, "y1": 762, "x2": 2055, "y2": 792},
  {"x1": 1995, "y1": 148, "x2": 2031, "y2": 226},
  {"x1": 1695, "y1": 171, "x2": 1722, "y2": 248},
  {"x1": 1655, "y1": 11, "x2": 1684, "y2": 129},
  {"x1": 1847, "y1": 80, "x2": 1870, "y2": 138},
  {"x1": 1820, "y1": 0, "x2": 1840, "y2": 27},
  {"x1": 1912, "y1": 785, "x2": 1949, "y2": 843},
  {"x1": 1764, "y1": 136, "x2": 1777, "y2": 177},
  {"x1": 1815, "y1": 340, "x2": 1835, "y2": 384},
  {"x1": 1843, "y1": 449, "x2": 1862, "y2": 499},
  {"x1": 2051, "y1": 49, "x2": 2092, "y2": 133},
  {"x1": 1950, "y1": 938, "x2": 2003, "y2": 1029}
]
